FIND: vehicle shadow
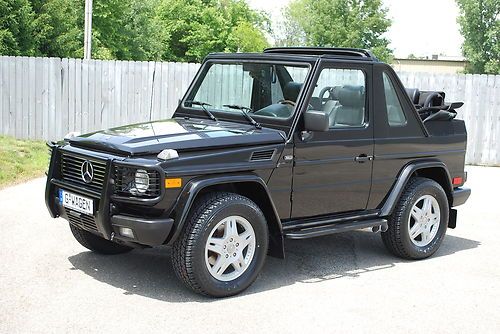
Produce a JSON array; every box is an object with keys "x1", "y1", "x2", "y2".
[{"x1": 67, "y1": 231, "x2": 480, "y2": 303}]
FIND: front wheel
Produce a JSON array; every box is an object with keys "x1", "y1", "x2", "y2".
[
  {"x1": 172, "y1": 192, "x2": 268, "y2": 297},
  {"x1": 382, "y1": 177, "x2": 449, "y2": 260},
  {"x1": 69, "y1": 224, "x2": 133, "y2": 255}
]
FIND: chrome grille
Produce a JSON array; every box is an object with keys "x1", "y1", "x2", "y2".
[
  {"x1": 67, "y1": 211, "x2": 99, "y2": 233},
  {"x1": 114, "y1": 166, "x2": 161, "y2": 198},
  {"x1": 60, "y1": 153, "x2": 107, "y2": 191}
]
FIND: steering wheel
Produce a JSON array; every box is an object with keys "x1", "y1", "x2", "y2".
[
  {"x1": 319, "y1": 86, "x2": 335, "y2": 105},
  {"x1": 278, "y1": 99, "x2": 296, "y2": 107}
]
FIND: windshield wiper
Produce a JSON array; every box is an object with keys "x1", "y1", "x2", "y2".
[
  {"x1": 185, "y1": 100, "x2": 217, "y2": 122},
  {"x1": 223, "y1": 104, "x2": 261, "y2": 129}
]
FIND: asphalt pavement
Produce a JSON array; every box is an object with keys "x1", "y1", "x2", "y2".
[{"x1": 0, "y1": 166, "x2": 499, "y2": 333}]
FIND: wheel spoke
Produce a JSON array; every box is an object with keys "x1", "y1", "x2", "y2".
[
  {"x1": 238, "y1": 230, "x2": 253, "y2": 249},
  {"x1": 224, "y1": 219, "x2": 238, "y2": 238},
  {"x1": 409, "y1": 223, "x2": 422, "y2": 239},
  {"x1": 211, "y1": 256, "x2": 231, "y2": 276},
  {"x1": 430, "y1": 213, "x2": 440, "y2": 227},
  {"x1": 207, "y1": 237, "x2": 224, "y2": 255},
  {"x1": 411, "y1": 205, "x2": 422, "y2": 220},
  {"x1": 421, "y1": 227, "x2": 431, "y2": 243},
  {"x1": 232, "y1": 252, "x2": 245, "y2": 272},
  {"x1": 423, "y1": 197, "x2": 432, "y2": 215}
]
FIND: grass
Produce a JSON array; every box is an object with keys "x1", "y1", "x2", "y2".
[{"x1": 0, "y1": 136, "x2": 49, "y2": 189}]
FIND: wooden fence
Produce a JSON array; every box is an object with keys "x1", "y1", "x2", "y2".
[{"x1": 0, "y1": 56, "x2": 498, "y2": 165}]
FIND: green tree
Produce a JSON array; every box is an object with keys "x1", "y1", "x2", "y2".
[
  {"x1": 280, "y1": 0, "x2": 393, "y2": 62},
  {"x1": 88, "y1": 0, "x2": 163, "y2": 60},
  {"x1": 27, "y1": 0, "x2": 163, "y2": 60},
  {"x1": 30, "y1": 0, "x2": 83, "y2": 58},
  {"x1": 156, "y1": 0, "x2": 269, "y2": 62},
  {"x1": 2, "y1": 0, "x2": 270, "y2": 61},
  {"x1": 0, "y1": 0, "x2": 36, "y2": 56},
  {"x1": 456, "y1": 0, "x2": 499, "y2": 74}
]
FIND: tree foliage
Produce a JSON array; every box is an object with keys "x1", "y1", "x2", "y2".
[
  {"x1": 30, "y1": 0, "x2": 83, "y2": 58},
  {"x1": 0, "y1": 0, "x2": 270, "y2": 62},
  {"x1": 280, "y1": 0, "x2": 393, "y2": 62},
  {"x1": 156, "y1": 0, "x2": 270, "y2": 62},
  {"x1": 0, "y1": 0, "x2": 36, "y2": 56},
  {"x1": 456, "y1": 0, "x2": 499, "y2": 74}
]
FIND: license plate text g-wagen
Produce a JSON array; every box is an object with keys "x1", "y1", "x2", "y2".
[{"x1": 59, "y1": 189, "x2": 94, "y2": 215}]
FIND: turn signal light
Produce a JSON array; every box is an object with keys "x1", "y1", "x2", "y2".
[{"x1": 165, "y1": 178, "x2": 182, "y2": 188}]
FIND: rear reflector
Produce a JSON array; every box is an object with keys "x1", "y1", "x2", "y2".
[{"x1": 452, "y1": 177, "x2": 463, "y2": 185}]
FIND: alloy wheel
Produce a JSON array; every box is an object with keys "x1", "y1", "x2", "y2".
[
  {"x1": 408, "y1": 195, "x2": 441, "y2": 247},
  {"x1": 204, "y1": 215, "x2": 256, "y2": 281}
]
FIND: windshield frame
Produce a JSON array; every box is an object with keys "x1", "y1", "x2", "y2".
[{"x1": 175, "y1": 58, "x2": 314, "y2": 132}]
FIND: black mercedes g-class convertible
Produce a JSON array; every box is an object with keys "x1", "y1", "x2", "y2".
[{"x1": 45, "y1": 47, "x2": 471, "y2": 297}]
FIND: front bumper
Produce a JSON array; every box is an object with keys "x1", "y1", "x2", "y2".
[
  {"x1": 110, "y1": 215, "x2": 173, "y2": 246},
  {"x1": 452, "y1": 187, "x2": 471, "y2": 207},
  {"x1": 45, "y1": 144, "x2": 175, "y2": 247}
]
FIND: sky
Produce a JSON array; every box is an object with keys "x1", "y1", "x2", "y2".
[{"x1": 247, "y1": 0, "x2": 464, "y2": 58}]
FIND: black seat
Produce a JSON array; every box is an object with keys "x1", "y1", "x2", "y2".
[
  {"x1": 405, "y1": 88, "x2": 420, "y2": 105},
  {"x1": 418, "y1": 91, "x2": 445, "y2": 108},
  {"x1": 329, "y1": 85, "x2": 365, "y2": 127}
]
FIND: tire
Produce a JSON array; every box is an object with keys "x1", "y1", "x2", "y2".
[
  {"x1": 172, "y1": 192, "x2": 269, "y2": 297},
  {"x1": 69, "y1": 224, "x2": 133, "y2": 255},
  {"x1": 381, "y1": 177, "x2": 449, "y2": 260}
]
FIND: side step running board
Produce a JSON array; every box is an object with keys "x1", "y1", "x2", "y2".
[{"x1": 284, "y1": 219, "x2": 388, "y2": 240}]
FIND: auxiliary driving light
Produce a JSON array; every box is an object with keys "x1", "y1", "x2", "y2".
[
  {"x1": 119, "y1": 227, "x2": 135, "y2": 239},
  {"x1": 157, "y1": 149, "x2": 179, "y2": 161},
  {"x1": 134, "y1": 169, "x2": 150, "y2": 193}
]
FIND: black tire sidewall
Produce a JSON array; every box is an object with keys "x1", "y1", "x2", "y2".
[
  {"x1": 190, "y1": 197, "x2": 268, "y2": 297},
  {"x1": 399, "y1": 180, "x2": 449, "y2": 259}
]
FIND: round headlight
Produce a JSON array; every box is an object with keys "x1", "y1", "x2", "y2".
[{"x1": 134, "y1": 169, "x2": 150, "y2": 194}]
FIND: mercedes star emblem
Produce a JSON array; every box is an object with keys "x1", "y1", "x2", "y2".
[{"x1": 81, "y1": 160, "x2": 94, "y2": 184}]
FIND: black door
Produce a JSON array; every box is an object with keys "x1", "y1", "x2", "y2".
[{"x1": 291, "y1": 62, "x2": 374, "y2": 218}]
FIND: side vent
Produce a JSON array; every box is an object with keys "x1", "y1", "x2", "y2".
[{"x1": 250, "y1": 149, "x2": 275, "y2": 161}]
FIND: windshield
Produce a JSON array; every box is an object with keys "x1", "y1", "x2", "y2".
[{"x1": 184, "y1": 62, "x2": 310, "y2": 120}]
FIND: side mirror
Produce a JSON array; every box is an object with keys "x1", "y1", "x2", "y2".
[{"x1": 304, "y1": 109, "x2": 329, "y2": 132}]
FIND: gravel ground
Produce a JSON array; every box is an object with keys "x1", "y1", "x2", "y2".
[{"x1": 0, "y1": 166, "x2": 499, "y2": 334}]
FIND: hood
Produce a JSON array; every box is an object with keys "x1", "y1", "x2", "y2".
[{"x1": 68, "y1": 118, "x2": 286, "y2": 156}]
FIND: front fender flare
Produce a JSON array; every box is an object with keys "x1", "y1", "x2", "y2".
[{"x1": 167, "y1": 173, "x2": 284, "y2": 258}]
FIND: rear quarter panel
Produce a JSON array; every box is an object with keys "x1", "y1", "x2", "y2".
[{"x1": 369, "y1": 63, "x2": 467, "y2": 209}]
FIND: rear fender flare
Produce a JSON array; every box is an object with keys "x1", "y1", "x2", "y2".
[{"x1": 380, "y1": 160, "x2": 452, "y2": 217}]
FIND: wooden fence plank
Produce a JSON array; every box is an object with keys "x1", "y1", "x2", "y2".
[{"x1": 20, "y1": 57, "x2": 29, "y2": 139}]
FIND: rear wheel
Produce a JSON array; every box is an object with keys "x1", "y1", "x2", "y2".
[
  {"x1": 382, "y1": 177, "x2": 449, "y2": 259},
  {"x1": 69, "y1": 224, "x2": 133, "y2": 255},
  {"x1": 172, "y1": 192, "x2": 268, "y2": 297}
]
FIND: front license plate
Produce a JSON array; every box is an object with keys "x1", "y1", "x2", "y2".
[{"x1": 59, "y1": 189, "x2": 94, "y2": 215}]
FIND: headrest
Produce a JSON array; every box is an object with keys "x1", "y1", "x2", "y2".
[
  {"x1": 405, "y1": 88, "x2": 420, "y2": 104},
  {"x1": 283, "y1": 82, "x2": 302, "y2": 102},
  {"x1": 338, "y1": 85, "x2": 365, "y2": 107},
  {"x1": 329, "y1": 86, "x2": 342, "y2": 100}
]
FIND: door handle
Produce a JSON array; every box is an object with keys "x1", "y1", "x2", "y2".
[{"x1": 355, "y1": 154, "x2": 373, "y2": 163}]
